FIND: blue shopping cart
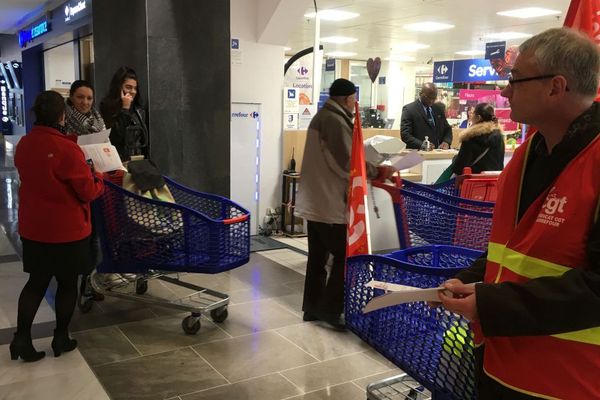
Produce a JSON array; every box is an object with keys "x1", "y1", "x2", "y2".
[
  {"x1": 372, "y1": 180, "x2": 494, "y2": 251},
  {"x1": 87, "y1": 175, "x2": 250, "y2": 334},
  {"x1": 346, "y1": 245, "x2": 482, "y2": 400}
]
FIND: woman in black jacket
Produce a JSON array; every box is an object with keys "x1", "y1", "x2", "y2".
[
  {"x1": 100, "y1": 66, "x2": 148, "y2": 161},
  {"x1": 452, "y1": 102, "x2": 505, "y2": 175}
]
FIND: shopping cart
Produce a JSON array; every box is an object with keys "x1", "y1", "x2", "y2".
[
  {"x1": 346, "y1": 245, "x2": 482, "y2": 400},
  {"x1": 372, "y1": 180, "x2": 494, "y2": 251},
  {"x1": 402, "y1": 178, "x2": 459, "y2": 197},
  {"x1": 87, "y1": 175, "x2": 250, "y2": 334}
]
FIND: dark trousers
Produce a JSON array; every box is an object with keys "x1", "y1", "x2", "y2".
[{"x1": 302, "y1": 221, "x2": 346, "y2": 318}]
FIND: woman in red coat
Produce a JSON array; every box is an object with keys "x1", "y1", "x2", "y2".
[{"x1": 11, "y1": 91, "x2": 104, "y2": 362}]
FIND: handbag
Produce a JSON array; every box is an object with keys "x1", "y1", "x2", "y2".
[{"x1": 434, "y1": 147, "x2": 490, "y2": 184}]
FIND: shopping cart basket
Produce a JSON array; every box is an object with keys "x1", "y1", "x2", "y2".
[
  {"x1": 372, "y1": 181, "x2": 493, "y2": 251},
  {"x1": 346, "y1": 245, "x2": 482, "y2": 400},
  {"x1": 402, "y1": 178, "x2": 459, "y2": 197},
  {"x1": 88, "y1": 175, "x2": 250, "y2": 334}
]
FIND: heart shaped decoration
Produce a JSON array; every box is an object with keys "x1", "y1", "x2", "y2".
[{"x1": 366, "y1": 57, "x2": 382, "y2": 83}]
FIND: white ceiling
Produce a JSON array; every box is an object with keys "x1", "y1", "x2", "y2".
[{"x1": 287, "y1": 0, "x2": 571, "y2": 63}]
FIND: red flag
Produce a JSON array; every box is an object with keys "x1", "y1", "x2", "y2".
[
  {"x1": 564, "y1": 0, "x2": 600, "y2": 100},
  {"x1": 346, "y1": 102, "x2": 371, "y2": 257}
]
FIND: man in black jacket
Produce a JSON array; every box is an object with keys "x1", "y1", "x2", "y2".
[{"x1": 400, "y1": 83, "x2": 453, "y2": 149}]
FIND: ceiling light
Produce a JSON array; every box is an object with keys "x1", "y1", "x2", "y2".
[
  {"x1": 455, "y1": 50, "x2": 485, "y2": 56},
  {"x1": 385, "y1": 55, "x2": 416, "y2": 62},
  {"x1": 305, "y1": 10, "x2": 360, "y2": 21},
  {"x1": 392, "y1": 43, "x2": 430, "y2": 52},
  {"x1": 320, "y1": 36, "x2": 358, "y2": 44},
  {"x1": 404, "y1": 22, "x2": 455, "y2": 32},
  {"x1": 485, "y1": 32, "x2": 532, "y2": 40},
  {"x1": 284, "y1": 47, "x2": 292, "y2": 51},
  {"x1": 497, "y1": 7, "x2": 561, "y2": 19},
  {"x1": 326, "y1": 51, "x2": 357, "y2": 58}
]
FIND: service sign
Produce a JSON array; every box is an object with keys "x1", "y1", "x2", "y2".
[
  {"x1": 0, "y1": 78, "x2": 12, "y2": 135},
  {"x1": 19, "y1": 19, "x2": 51, "y2": 48},
  {"x1": 433, "y1": 59, "x2": 500, "y2": 83}
]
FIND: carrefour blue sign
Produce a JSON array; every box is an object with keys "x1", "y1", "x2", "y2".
[{"x1": 433, "y1": 59, "x2": 501, "y2": 83}]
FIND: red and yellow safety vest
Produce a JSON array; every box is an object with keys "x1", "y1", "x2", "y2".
[{"x1": 472, "y1": 132, "x2": 600, "y2": 399}]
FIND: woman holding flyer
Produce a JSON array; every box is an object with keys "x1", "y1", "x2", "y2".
[{"x1": 11, "y1": 91, "x2": 104, "y2": 362}]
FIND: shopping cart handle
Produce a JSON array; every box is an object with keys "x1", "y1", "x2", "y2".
[{"x1": 223, "y1": 214, "x2": 249, "y2": 225}]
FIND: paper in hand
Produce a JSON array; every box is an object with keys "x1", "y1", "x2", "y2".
[
  {"x1": 77, "y1": 129, "x2": 111, "y2": 146},
  {"x1": 362, "y1": 280, "x2": 444, "y2": 313},
  {"x1": 387, "y1": 151, "x2": 424, "y2": 171}
]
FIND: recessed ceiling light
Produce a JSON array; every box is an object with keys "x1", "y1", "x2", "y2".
[
  {"x1": 497, "y1": 7, "x2": 561, "y2": 19},
  {"x1": 455, "y1": 50, "x2": 485, "y2": 56},
  {"x1": 404, "y1": 22, "x2": 455, "y2": 32},
  {"x1": 320, "y1": 36, "x2": 358, "y2": 44},
  {"x1": 284, "y1": 47, "x2": 292, "y2": 51},
  {"x1": 385, "y1": 55, "x2": 416, "y2": 62},
  {"x1": 485, "y1": 32, "x2": 533, "y2": 40},
  {"x1": 392, "y1": 43, "x2": 430, "y2": 52},
  {"x1": 326, "y1": 51, "x2": 357, "y2": 58},
  {"x1": 305, "y1": 10, "x2": 360, "y2": 21}
]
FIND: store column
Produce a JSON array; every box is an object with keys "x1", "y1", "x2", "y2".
[{"x1": 92, "y1": 0, "x2": 230, "y2": 196}]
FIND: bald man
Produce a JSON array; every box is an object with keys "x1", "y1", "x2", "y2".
[{"x1": 400, "y1": 83, "x2": 453, "y2": 149}]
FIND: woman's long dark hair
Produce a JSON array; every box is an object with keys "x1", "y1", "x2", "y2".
[
  {"x1": 100, "y1": 66, "x2": 142, "y2": 127},
  {"x1": 473, "y1": 102, "x2": 497, "y2": 123}
]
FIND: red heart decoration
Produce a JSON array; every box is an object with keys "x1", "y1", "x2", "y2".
[{"x1": 367, "y1": 57, "x2": 382, "y2": 83}]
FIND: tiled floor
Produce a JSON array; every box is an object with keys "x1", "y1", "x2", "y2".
[{"x1": 0, "y1": 137, "x2": 403, "y2": 400}]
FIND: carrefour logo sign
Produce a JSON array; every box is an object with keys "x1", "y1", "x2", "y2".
[{"x1": 436, "y1": 64, "x2": 449, "y2": 75}]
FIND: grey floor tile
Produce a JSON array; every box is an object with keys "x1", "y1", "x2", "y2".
[
  {"x1": 283, "y1": 279, "x2": 306, "y2": 292},
  {"x1": 70, "y1": 306, "x2": 156, "y2": 332},
  {"x1": 72, "y1": 326, "x2": 140, "y2": 366},
  {"x1": 228, "y1": 281, "x2": 299, "y2": 305},
  {"x1": 192, "y1": 331, "x2": 317, "y2": 382},
  {"x1": 228, "y1": 253, "x2": 305, "y2": 289},
  {"x1": 287, "y1": 383, "x2": 365, "y2": 400},
  {"x1": 352, "y1": 368, "x2": 405, "y2": 391},
  {"x1": 271, "y1": 292, "x2": 303, "y2": 317},
  {"x1": 362, "y1": 349, "x2": 400, "y2": 370},
  {"x1": 276, "y1": 324, "x2": 371, "y2": 361},
  {"x1": 94, "y1": 347, "x2": 227, "y2": 400},
  {"x1": 119, "y1": 313, "x2": 230, "y2": 355},
  {"x1": 281, "y1": 353, "x2": 390, "y2": 392},
  {"x1": 180, "y1": 373, "x2": 302, "y2": 400},
  {"x1": 215, "y1": 298, "x2": 301, "y2": 337}
]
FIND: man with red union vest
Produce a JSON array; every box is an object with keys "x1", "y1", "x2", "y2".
[{"x1": 439, "y1": 28, "x2": 600, "y2": 399}]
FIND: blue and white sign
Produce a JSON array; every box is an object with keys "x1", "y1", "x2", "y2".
[
  {"x1": 63, "y1": 0, "x2": 91, "y2": 24},
  {"x1": 325, "y1": 58, "x2": 336, "y2": 72},
  {"x1": 433, "y1": 59, "x2": 500, "y2": 83},
  {"x1": 0, "y1": 78, "x2": 12, "y2": 135},
  {"x1": 485, "y1": 41, "x2": 506, "y2": 60},
  {"x1": 231, "y1": 38, "x2": 240, "y2": 49},
  {"x1": 18, "y1": 19, "x2": 50, "y2": 47},
  {"x1": 433, "y1": 61, "x2": 454, "y2": 82}
]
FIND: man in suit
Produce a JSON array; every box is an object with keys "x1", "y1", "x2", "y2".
[{"x1": 401, "y1": 83, "x2": 453, "y2": 149}]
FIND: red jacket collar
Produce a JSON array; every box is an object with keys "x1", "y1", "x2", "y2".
[{"x1": 29, "y1": 125, "x2": 77, "y2": 142}]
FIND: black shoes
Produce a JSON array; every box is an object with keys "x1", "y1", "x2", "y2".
[
  {"x1": 51, "y1": 330, "x2": 78, "y2": 357},
  {"x1": 9, "y1": 333, "x2": 46, "y2": 362},
  {"x1": 302, "y1": 312, "x2": 346, "y2": 330}
]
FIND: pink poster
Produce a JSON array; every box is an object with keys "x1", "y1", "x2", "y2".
[{"x1": 457, "y1": 89, "x2": 517, "y2": 132}]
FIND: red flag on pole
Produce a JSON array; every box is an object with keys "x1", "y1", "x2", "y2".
[
  {"x1": 346, "y1": 102, "x2": 371, "y2": 257},
  {"x1": 564, "y1": 0, "x2": 600, "y2": 100}
]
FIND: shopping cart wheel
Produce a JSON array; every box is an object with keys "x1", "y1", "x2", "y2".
[
  {"x1": 78, "y1": 295, "x2": 93, "y2": 313},
  {"x1": 182, "y1": 315, "x2": 201, "y2": 335},
  {"x1": 210, "y1": 307, "x2": 228, "y2": 323},
  {"x1": 135, "y1": 279, "x2": 148, "y2": 295}
]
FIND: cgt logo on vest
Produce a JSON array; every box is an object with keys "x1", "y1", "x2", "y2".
[{"x1": 536, "y1": 187, "x2": 567, "y2": 228}]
